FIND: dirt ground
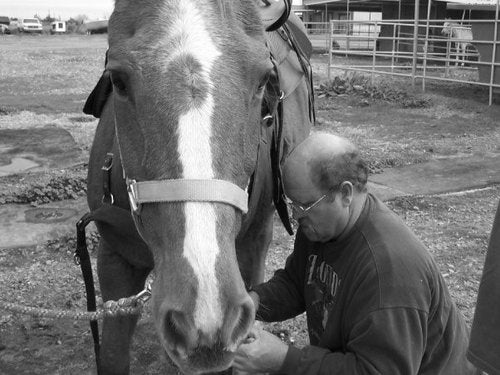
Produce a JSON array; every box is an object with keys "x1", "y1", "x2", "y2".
[{"x1": 1, "y1": 34, "x2": 500, "y2": 374}]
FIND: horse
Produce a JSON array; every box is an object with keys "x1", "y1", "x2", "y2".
[
  {"x1": 441, "y1": 19, "x2": 474, "y2": 66},
  {"x1": 85, "y1": 0, "x2": 313, "y2": 374}
]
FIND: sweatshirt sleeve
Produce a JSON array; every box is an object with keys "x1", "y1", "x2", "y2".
[
  {"x1": 252, "y1": 230, "x2": 309, "y2": 322},
  {"x1": 280, "y1": 307, "x2": 427, "y2": 375}
]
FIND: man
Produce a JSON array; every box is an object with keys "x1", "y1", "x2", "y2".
[
  {"x1": 234, "y1": 132, "x2": 477, "y2": 374},
  {"x1": 468, "y1": 199, "x2": 500, "y2": 375}
]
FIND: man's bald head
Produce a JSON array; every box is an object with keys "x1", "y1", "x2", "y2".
[{"x1": 283, "y1": 132, "x2": 368, "y2": 194}]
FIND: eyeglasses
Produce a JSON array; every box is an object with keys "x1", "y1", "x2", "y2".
[{"x1": 284, "y1": 189, "x2": 335, "y2": 216}]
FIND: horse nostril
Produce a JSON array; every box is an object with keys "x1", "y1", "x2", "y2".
[
  {"x1": 229, "y1": 297, "x2": 255, "y2": 348},
  {"x1": 162, "y1": 299, "x2": 254, "y2": 358},
  {"x1": 164, "y1": 310, "x2": 195, "y2": 359}
]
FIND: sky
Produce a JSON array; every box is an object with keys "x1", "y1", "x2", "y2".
[
  {"x1": 0, "y1": 0, "x2": 114, "y2": 20},
  {"x1": 0, "y1": 0, "x2": 305, "y2": 21}
]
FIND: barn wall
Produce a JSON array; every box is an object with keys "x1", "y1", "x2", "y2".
[
  {"x1": 378, "y1": 1, "x2": 447, "y2": 52},
  {"x1": 470, "y1": 12, "x2": 499, "y2": 87},
  {"x1": 303, "y1": 1, "x2": 448, "y2": 53}
]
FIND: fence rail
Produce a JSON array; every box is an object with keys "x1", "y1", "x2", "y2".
[{"x1": 305, "y1": 17, "x2": 500, "y2": 105}]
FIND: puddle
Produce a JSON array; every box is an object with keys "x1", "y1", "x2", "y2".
[
  {"x1": 0, "y1": 157, "x2": 40, "y2": 176},
  {"x1": 24, "y1": 207, "x2": 78, "y2": 224}
]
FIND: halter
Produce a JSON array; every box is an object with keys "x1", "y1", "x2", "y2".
[
  {"x1": 126, "y1": 178, "x2": 248, "y2": 214},
  {"x1": 111, "y1": 117, "x2": 249, "y2": 216}
]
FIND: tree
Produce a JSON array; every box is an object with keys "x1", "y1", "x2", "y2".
[
  {"x1": 74, "y1": 14, "x2": 89, "y2": 24},
  {"x1": 42, "y1": 14, "x2": 56, "y2": 23}
]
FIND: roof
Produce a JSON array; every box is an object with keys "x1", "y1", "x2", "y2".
[
  {"x1": 436, "y1": 0, "x2": 498, "y2": 4},
  {"x1": 435, "y1": 0, "x2": 500, "y2": 10},
  {"x1": 304, "y1": 0, "x2": 401, "y2": 4}
]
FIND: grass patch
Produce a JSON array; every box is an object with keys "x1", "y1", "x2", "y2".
[
  {"x1": 317, "y1": 72, "x2": 431, "y2": 108},
  {"x1": 0, "y1": 168, "x2": 88, "y2": 205},
  {"x1": 314, "y1": 118, "x2": 431, "y2": 173},
  {"x1": 0, "y1": 175, "x2": 87, "y2": 205},
  {"x1": 386, "y1": 188, "x2": 500, "y2": 323},
  {"x1": 0, "y1": 106, "x2": 16, "y2": 116},
  {"x1": 69, "y1": 116, "x2": 95, "y2": 123}
]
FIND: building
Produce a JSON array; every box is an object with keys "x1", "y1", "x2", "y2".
[
  {"x1": 0, "y1": 16, "x2": 10, "y2": 26},
  {"x1": 51, "y1": 21, "x2": 66, "y2": 34},
  {"x1": 300, "y1": 0, "x2": 499, "y2": 89},
  {"x1": 300, "y1": 0, "x2": 448, "y2": 52}
]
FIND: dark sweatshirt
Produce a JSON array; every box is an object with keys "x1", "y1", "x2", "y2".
[
  {"x1": 468, "y1": 199, "x2": 500, "y2": 375},
  {"x1": 253, "y1": 194, "x2": 476, "y2": 375}
]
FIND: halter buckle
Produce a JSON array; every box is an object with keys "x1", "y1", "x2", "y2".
[
  {"x1": 262, "y1": 114, "x2": 274, "y2": 127},
  {"x1": 126, "y1": 179, "x2": 141, "y2": 214},
  {"x1": 134, "y1": 273, "x2": 154, "y2": 304}
]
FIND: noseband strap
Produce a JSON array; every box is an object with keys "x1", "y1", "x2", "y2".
[{"x1": 127, "y1": 178, "x2": 248, "y2": 214}]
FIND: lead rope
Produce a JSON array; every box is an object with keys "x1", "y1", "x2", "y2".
[
  {"x1": 0, "y1": 217, "x2": 153, "y2": 375},
  {"x1": 75, "y1": 211, "x2": 101, "y2": 371},
  {"x1": 0, "y1": 287, "x2": 151, "y2": 321},
  {"x1": 74, "y1": 201, "x2": 154, "y2": 373}
]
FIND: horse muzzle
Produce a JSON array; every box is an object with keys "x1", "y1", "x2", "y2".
[{"x1": 158, "y1": 294, "x2": 255, "y2": 373}]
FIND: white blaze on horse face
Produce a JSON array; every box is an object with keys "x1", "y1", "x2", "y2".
[{"x1": 172, "y1": 0, "x2": 223, "y2": 337}]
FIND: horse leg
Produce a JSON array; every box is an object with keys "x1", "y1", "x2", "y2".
[{"x1": 97, "y1": 237, "x2": 149, "y2": 375}]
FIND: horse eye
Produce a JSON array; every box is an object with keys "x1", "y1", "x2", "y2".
[{"x1": 110, "y1": 71, "x2": 129, "y2": 97}]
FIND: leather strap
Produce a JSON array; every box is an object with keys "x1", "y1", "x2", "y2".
[
  {"x1": 101, "y1": 153, "x2": 114, "y2": 204},
  {"x1": 75, "y1": 202, "x2": 148, "y2": 374},
  {"x1": 267, "y1": 62, "x2": 294, "y2": 235},
  {"x1": 265, "y1": 0, "x2": 292, "y2": 32},
  {"x1": 127, "y1": 179, "x2": 249, "y2": 214},
  {"x1": 75, "y1": 212, "x2": 101, "y2": 374}
]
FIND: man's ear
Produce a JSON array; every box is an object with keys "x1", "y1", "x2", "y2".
[{"x1": 340, "y1": 181, "x2": 354, "y2": 205}]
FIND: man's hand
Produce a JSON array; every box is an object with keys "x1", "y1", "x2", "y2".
[{"x1": 233, "y1": 326, "x2": 289, "y2": 373}]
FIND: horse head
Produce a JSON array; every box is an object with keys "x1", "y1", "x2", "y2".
[
  {"x1": 441, "y1": 19, "x2": 455, "y2": 37},
  {"x1": 106, "y1": 0, "x2": 273, "y2": 372}
]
